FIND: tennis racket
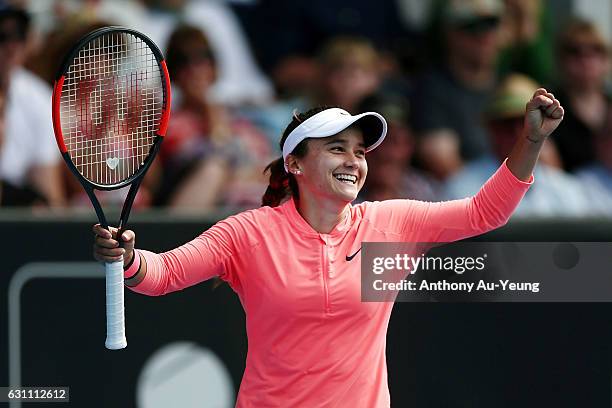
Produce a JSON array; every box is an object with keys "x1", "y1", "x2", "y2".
[{"x1": 52, "y1": 27, "x2": 171, "y2": 349}]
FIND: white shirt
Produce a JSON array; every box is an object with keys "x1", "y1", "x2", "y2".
[{"x1": 0, "y1": 68, "x2": 59, "y2": 186}]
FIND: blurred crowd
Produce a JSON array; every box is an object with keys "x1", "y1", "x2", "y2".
[{"x1": 1, "y1": 0, "x2": 612, "y2": 219}]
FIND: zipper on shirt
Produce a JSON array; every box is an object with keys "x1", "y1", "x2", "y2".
[{"x1": 321, "y1": 242, "x2": 331, "y2": 314}]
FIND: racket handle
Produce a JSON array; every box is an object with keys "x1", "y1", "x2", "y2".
[{"x1": 105, "y1": 260, "x2": 127, "y2": 350}]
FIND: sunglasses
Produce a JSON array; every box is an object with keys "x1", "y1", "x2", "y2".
[
  {"x1": 0, "y1": 29, "x2": 25, "y2": 44},
  {"x1": 177, "y1": 49, "x2": 215, "y2": 67},
  {"x1": 455, "y1": 17, "x2": 500, "y2": 34},
  {"x1": 563, "y1": 43, "x2": 607, "y2": 57}
]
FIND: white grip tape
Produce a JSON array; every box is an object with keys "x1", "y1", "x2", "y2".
[{"x1": 105, "y1": 260, "x2": 127, "y2": 349}]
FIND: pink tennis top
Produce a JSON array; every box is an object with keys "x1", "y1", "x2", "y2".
[{"x1": 126, "y1": 161, "x2": 532, "y2": 407}]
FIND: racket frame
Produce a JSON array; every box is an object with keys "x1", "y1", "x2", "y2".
[
  {"x1": 52, "y1": 26, "x2": 171, "y2": 230},
  {"x1": 51, "y1": 27, "x2": 171, "y2": 349}
]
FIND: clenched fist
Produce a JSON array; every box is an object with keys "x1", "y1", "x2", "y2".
[{"x1": 524, "y1": 88, "x2": 564, "y2": 143}]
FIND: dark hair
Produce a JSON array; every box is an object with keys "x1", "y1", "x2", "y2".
[
  {"x1": 0, "y1": 6, "x2": 30, "y2": 38},
  {"x1": 165, "y1": 24, "x2": 216, "y2": 81},
  {"x1": 261, "y1": 106, "x2": 333, "y2": 207},
  {"x1": 556, "y1": 17, "x2": 609, "y2": 59}
]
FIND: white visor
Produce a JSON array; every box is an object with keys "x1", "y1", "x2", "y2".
[{"x1": 282, "y1": 108, "x2": 388, "y2": 171}]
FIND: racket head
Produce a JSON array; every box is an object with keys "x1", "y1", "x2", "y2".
[{"x1": 52, "y1": 26, "x2": 171, "y2": 191}]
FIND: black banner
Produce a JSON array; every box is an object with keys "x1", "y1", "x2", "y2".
[{"x1": 1, "y1": 215, "x2": 612, "y2": 407}]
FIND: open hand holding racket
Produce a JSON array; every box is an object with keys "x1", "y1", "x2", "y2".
[{"x1": 52, "y1": 27, "x2": 171, "y2": 349}]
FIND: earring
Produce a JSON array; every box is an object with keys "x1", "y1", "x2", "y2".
[{"x1": 293, "y1": 170, "x2": 302, "y2": 175}]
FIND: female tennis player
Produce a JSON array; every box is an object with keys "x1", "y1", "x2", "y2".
[{"x1": 94, "y1": 89, "x2": 563, "y2": 407}]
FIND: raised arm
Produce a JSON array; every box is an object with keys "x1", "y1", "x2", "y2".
[
  {"x1": 425, "y1": 88, "x2": 563, "y2": 240},
  {"x1": 392, "y1": 160, "x2": 533, "y2": 243},
  {"x1": 370, "y1": 89, "x2": 564, "y2": 243}
]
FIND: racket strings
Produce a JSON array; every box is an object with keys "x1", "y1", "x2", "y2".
[{"x1": 60, "y1": 32, "x2": 164, "y2": 186}]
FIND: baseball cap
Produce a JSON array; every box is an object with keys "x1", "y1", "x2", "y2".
[
  {"x1": 443, "y1": 0, "x2": 503, "y2": 28},
  {"x1": 282, "y1": 108, "x2": 387, "y2": 171},
  {"x1": 486, "y1": 74, "x2": 539, "y2": 120}
]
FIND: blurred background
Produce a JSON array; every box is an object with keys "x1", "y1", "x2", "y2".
[
  {"x1": 1, "y1": 0, "x2": 612, "y2": 407},
  {"x1": 2, "y1": 0, "x2": 612, "y2": 215}
]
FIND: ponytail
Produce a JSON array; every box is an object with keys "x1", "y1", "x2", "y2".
[{"x1": 261, "y1": 158, "x2": 296, "y2": 207}]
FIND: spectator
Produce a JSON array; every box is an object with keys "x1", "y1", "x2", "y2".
[
  {"x1": 357, "y1": 92, "x2": 440, "y2": 202},
  {"x1": 0, "y1": 3, "x2": 65, "y2": 207},
  {"x1": 242, "y1": 36, "x2": 386, "y2": 154},
  {"x1": 444, "y1": 73, "x2": 592, "y2": 218},
  {"x1": 167, "y1": 0, "x2": 274, "y2": 106},
  {"x1": 496, "y1": 0, "x2": 554, "y2": 85},
  {"x1": 317, "y1": 37, "x2": 383, "y2": 113},
  {"x1": 412, "y1": 0, "x2": 505, "y2": 177},
  {"x1": 0, "y1": 84, "x2": 41, "y2": 205},
  {"x1": 238, "y1": 0, "x2": 406, "y2": 100},
  {"x1": 552, "y1": 17, "x2": 611, "y2": 172},
  {"x1": 416, "y1": 127, "x2": 463, "y2": 180},
  {"x1": 157, "y1": 24, "x2": 272, "y2": 212},
  {"x1": 575, "y1": 111, "x2": 612, "y2": 216},
  {"x1": 27, "y1": 0, "x2": 274, "y2": 106}
]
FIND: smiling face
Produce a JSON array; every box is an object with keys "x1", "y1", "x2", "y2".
[{"x1": 288, "y1": 127, "x2": 368, "y2": 204}]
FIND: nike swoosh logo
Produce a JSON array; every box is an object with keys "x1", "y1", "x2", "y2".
[{"x1": 346, "y1": 247, "x2": 362, "y2": 261}]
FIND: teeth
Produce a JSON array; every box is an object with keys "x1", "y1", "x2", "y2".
[{"x1": 334, "y1": 174, "x2": 357, "y2": 184}]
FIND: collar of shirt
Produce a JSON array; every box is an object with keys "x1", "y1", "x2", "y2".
[{"x1": 282, "y1": 197, "x2": 353, "y2": 242}]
